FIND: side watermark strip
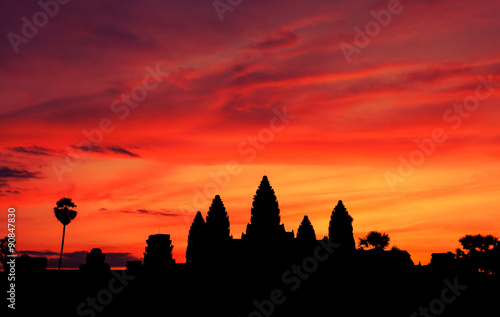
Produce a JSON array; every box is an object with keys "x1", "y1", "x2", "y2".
[{"x1": 6, "y1": 207, "x2": 17, "y2": 310}]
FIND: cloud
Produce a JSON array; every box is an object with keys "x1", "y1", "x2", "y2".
[
  {"x1": 70, "y1": 145, "x2": 105, "y2": 153},
  {"x1": 0, "y1": 166, "x2": 39, "y2": 179},
  {"x1": 402, "y1": 64, "x2": 473, "y2": 84},
  {"x1": 17, "y1": 250, "x2": 141, "y2": 268},
  {"x1": 19, "y1": 250, "x2": 59, "y2": 257},
  {"x1": 106, "y1": 145, "x2": 140, "y2": 157},
  {"x1": 8, "y1": 145, "x2": 60, "y2": 156},
  {"x1": 69, "y1": 144, "x2": 140, "y2": 157},
  {"x1": 92, "y1": 25, "x2": 158, "y2": 50},
  {"x1": 136, "y1": 209, "x2": 180, "y2": 217},
  {"x1": 0, "y1": 92, "x2": 108, "y2": 121},
  {"x1": 0, "y1": 166, "x2": 38, "y2": 196},
  {"x1": 112, "y1": 208, "x2": 180, "y2": 217},
  {"x1": 249, "y1": 31, "x2": 299, "y2": 50}
]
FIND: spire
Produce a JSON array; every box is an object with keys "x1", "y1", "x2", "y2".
[
  {"x1": 261, "y1": 175, "x2": 270, "y2": 186},
  {"x1": 328, "y1": 200, "x2": 355, "y2": 252},
  {"x1": 251, "y1": 176, "x2": 281, "y2": 226},
  {"x1": 297, "y1": 215, "x2": 316, "y2": 242},
  {"x1": 206, "y1": 195, "x2": 231, "y2": 241},
  {"x1": 186, "y1": 211, "x2": 206, "y2": 263},
  {"x1": 244, "y1": 175, "x2": 286, "y2": 241}
]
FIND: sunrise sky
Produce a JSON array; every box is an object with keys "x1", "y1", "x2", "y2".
[{"x1": 1, "y1": 0, "x2": 500, "y2": 268}]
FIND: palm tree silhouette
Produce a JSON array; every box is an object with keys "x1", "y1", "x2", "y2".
[
  {"x1": 54, "y1": 198, "x2": 77, "y2": 270},
  {"x1": 358, "y1": 231, "x2": 390, "y2": 251}
]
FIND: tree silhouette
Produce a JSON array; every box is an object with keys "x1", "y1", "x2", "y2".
[
  {"x1": 244, "y1": 175, "x2": 286, "y2": 240},
  {"x1": 455, "y1": 248, "x2": 466, "y2": 259},
  {"x1": 186, "y1": 211, "x2": 206, "y2": 263},
  {"x1": 458, "y1": 234, "x2": 499, "y2": 255},
  {"x1": 206, "y1": 195, "x2": 231, "y2": 242},
  {"x1": 297, "y1": 215, "x2": 316, "y2": 242},
  {"x1": 53, "y1": 197, "x2": 77, "y2": 270},
  {"x1": 0, "y1": 236, "x2": 12, "y2": 269},
  {"x1": 358, "y1": 231, "x2": 390, "y2": 251},
  {"x1": 391, "y1": 245, "x2": 401, "y2": 251},
  {"x1": 457, "y1": 234, "x2": 499, "y2": 274},
  {"x1": 482, "y1": 235, "x2": 499, "y2": 251},
  {"x1": 328, "y1": 200, "x2": 355, "y2": 252}
]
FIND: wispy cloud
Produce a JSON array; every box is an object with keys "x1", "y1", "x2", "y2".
[
  {"x1": 106, "y1": 145, "x2": 140, "y2": 157},
  {"x1": 69, "y1": 144, "x2": 140, "y2": 157},
  {"x1": 0, "y1": 166, "x2": 39, "y2": 179},
  {"x1": 70, "y1": 145, "x2": 105, "y2": 153},
  {"x1": 108, "y1": 208, "x2": 180, "y2": 217},
  {"x1": 249, "y1": 31, "x2": 299, "y2": 50},
  {"x1": 0, "y1": 166, "x2": 38, "y2": 196},
  {"x1": 8, "y1": 145, "x2": 61, "y2": 156},
  {"x1": 136, "y1": 208, "x2": 179, "y2": 216}
]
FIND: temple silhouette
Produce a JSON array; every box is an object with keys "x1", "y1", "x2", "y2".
[
  {"x1": 180, "y1": 175, "x2": 413, "y2": 270},
  {"x1": 79, "y1": 248, "x2": 110, "y2": 275},
  {"x1": 136, "y1": 175, "x2": 411, "y2": 272},
  {"x1": 143, "y1": 233, "x2": 175, "y2": 269},
  {"x1": 2, "y1": 175, "x2": 499, "y2": 317}
]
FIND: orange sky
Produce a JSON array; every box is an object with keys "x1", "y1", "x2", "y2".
[{"x1": 1, "y1": 0, "x2": 500, "y2": 268}]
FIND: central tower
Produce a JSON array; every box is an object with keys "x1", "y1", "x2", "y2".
[{"x1": 242, "y1": 175, "x2": 290, "y2": 241}]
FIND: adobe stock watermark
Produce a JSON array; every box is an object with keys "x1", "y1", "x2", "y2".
[
  {"x1": 239, "y1": 240, "x2": 339, "y2": 317},
  {"x1": 7, "y1": 0, "x2": 71, "y2": 54},
  {"x1": 340, "y1": 0, "x2": 403, "y2": 64},
  {"x1": 410, "y1": 277, "x2": 467, "y2": 317},
  {"x1": 51, "y1": 64, "x2": 167, "y2": 182},
  {"x1": 385, "y1": 74, "x2": 500, "y2": 192},
  {"x1": 213, "y1": 0, "x2": 243, "y2": 22},
  {"x1": 177, "y1": 106, "x2": 296, "y2": 223},
  {"x1": 76, "y1": 270, "x2": 135, "y2": 317}
]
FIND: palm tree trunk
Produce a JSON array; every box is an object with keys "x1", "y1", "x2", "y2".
[{"x1": 58, "y1": 224, "x2": 66, "y2": 271}]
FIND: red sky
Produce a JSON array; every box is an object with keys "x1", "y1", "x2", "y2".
[{"x1": 1, "y1": 0, "x2": 500, "y2": 268}]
